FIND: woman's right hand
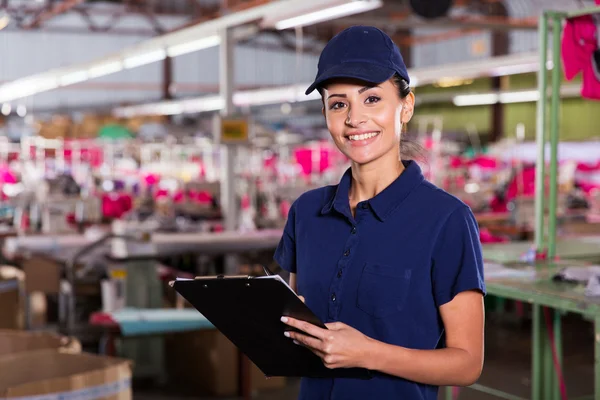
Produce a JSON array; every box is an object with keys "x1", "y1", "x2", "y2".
[{"x1": 299, "y1": 295, "x2": 305, "y2": 303}]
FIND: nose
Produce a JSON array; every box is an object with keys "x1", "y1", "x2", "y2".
[{"x1": 345, "y1": 106, "x2": 367, "y2": 127}]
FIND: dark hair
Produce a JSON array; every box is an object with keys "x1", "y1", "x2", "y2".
[
  {"x1": 317, "y1": 73, "x2": 424, "y2": 161},
  {"x1": 391, "y1": 74, "x2": 424, "y2": 161},
  {"x1": 391, "y1": 73, "x2": 412, "y2": 99}
]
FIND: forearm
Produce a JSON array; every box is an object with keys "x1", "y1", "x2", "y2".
[{"x1": 365, "y1": 339, "x2": 482, "y2": 387}]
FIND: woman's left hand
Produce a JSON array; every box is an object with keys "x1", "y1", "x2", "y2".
[{"x1": 281, "y1": 316, "x2": 375, "y2": 369}]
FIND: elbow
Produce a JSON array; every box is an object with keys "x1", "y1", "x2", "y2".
[{"x1": 457, "y1": 361, "x2": 483, "y2": 387}]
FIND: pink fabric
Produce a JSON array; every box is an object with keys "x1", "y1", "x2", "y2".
[
  {"x1": 479, "y1": 228, "x2": 508, "y2": 244},
  {"x1": 188, "y1": 190, "x2": 213, "y2": 204},
  {"x1": 154, "y1": 189, "x2": 169, "y2": 199},
  {"x1": 468, "y1": 155, "x2": 498, "y2": 170},
  {"x1": 102, "y1": 193, "x2": 133, "y2": 219},
  {"x1": 0, "y1": 168, "x2": 17, "y2": 184},
  {"x1": 173, "y1": 191, "x2": 185, "y2": 203},
  {"x1": 144, "y1": 174, "x2": 160, "y2": 186},
  {"x1": 506, "y1": 166, "x2": 536, "y2": 200},
  {"x1": 294, "y1": 148, "x2": 333, "y2": 175},
  {"x1": 561, "y1": 15, "x2": 600, "y2": 100}
]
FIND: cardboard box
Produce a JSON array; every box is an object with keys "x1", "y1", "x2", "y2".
[
  {"x1": 0, "y1": 266, "x2": 25, "y2": 330},
  {"x1": 0, "y1": 350, "x2": 132, "y2": 399},
  {"x1": 0, "y1": 330, "x2": 81, "y2": 357},
  {"x1": 165, "y1": 329, "x2": 285, "y2": 397},
  {"x1": 22, "y1": 255, "x2": 61, "y2": 295}
]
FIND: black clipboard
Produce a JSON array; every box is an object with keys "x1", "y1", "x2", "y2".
[{"x1": 170, "y1": 275, "x2": 371, "y2": 379}]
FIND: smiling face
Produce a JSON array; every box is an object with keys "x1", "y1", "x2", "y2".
[{"x1": 321, "y1": 77, "x2": 414, "y2": 167}]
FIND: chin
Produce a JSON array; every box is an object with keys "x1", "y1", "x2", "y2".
[{"x1": 344, "y1": 151, "x2": 381, "y2": 166}]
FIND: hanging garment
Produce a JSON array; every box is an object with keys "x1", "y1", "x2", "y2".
[{"x1": 561, "y1": 13, "x2": 600, "y2": 100}]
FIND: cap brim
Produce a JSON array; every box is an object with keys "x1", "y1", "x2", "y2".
[{"x1": 305, "y1": 62, "x2": 396, "y2": 95}]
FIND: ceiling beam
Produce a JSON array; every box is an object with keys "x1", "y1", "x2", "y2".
[
  {"x1": 338, "y1": 14, "x2": 537, "y2": 31},
  {"x1": 21, "y1": 0, "x2": 86, "y2": 29},
  {"x1": 396, "y1": 27, "x2": 481, "y2": 46}
]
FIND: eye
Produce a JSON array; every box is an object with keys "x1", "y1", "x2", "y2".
[
  {"x1": 365, "y1": 96, "x2": 381, "y2": 104},
  {"x1": 329, "y1": 102, "x2": 346, "y2": 110}
]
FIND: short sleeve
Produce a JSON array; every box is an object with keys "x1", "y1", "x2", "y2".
[
  {"x1": 273, "y1": 201, "x2": 297, "y2": 273},
  {"x1": 432, "y1": 205, "x2": 486, "y2": 307}
]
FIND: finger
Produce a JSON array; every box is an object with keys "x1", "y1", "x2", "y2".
[
  {"x1": 325, "y1": 322, "x2": 345, "y2": 330},
  {"x1": 287, "y1": 331, "x2": 325, "y2": 352},
  {"x1": 281, "y1": 317, "x2": 327, "y2": 339},
  {"x1": 298, "y1": 295, "x2": 305, "y2": 303}
]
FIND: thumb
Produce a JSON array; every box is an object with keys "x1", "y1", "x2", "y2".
[{"x1": 298, "y1": 295, "x2": 306, "y2": 303}]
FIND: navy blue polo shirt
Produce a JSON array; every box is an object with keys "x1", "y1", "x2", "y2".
[{"x1": 274, "y1": 160, "x2": 486, "y2": 400}]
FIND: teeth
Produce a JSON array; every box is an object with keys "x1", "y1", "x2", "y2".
[{"x1": 348, "y1": 132, "x2": 379, "y2": 141}]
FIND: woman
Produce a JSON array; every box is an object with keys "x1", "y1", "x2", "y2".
[{"x1": 274, "y1": 26, "x2": 485, "y2": 400}]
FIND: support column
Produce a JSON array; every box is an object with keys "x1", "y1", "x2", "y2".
[
  {"x1": 532, "y1": 304, "x2": 542, "y2": 400},
  {"x1": 162, "y1": 56, "x2": 173, "y2": 100},
  {"x1": 219, "y1": 27, "x2": 238, "y2": 267},
  {"x1": 489, "y1": 2, "x2": 509, "y2": 142}
]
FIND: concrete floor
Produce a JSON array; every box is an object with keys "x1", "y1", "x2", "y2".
[{"x1": 134, "y1": 310, "x2": 595, "y2": 400}]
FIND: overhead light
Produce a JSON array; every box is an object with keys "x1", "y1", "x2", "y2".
[
  {"x1": 16, "y1": 105, "x2": 27, "y2": 117},
  {"x1": 123, "y1": 50, "x2": 166, "y2": 69},
  {"x1": 499, "y1": 90, "x2": 539, "y2": 104},
  {"x1": 238, "y1": 85, "x2": 321, "y2": 106},
  {"x1": 166, "y1": 35, "x2": 221, "y2": 57},
  {"x1": 59, "y1": 70, "x2": 88, "y2": 86},
  {"x1": 112, "y1": 82, "x2": 322, "y2": 117},
  {"x1": 272, "y1": 0, "x2": 383, "y2": 30},
  {"x1": 453, "y1": 90, "x2": 544, "y2": 106},
  {"x1": 453, "y1": 93, "x2": 499, "y2": 106},
  {"x1": 113, "y1": 96, "x2": 224, "y2": 118},
  {"x1": 1, "y1": 104, "x2": 10, "y2": 116},
  {"x1": 0, "y1": 11, "x2": 9, "y2": 31},
  {"x1": 88, "y1": 61, "x2": 123, "y2": 79},
  {"x1": 0, "y1": 76, "x2": 58, "y2": 103},
  {"x1": 180, "y1": 96, "x2": 225, "y2": 113}
]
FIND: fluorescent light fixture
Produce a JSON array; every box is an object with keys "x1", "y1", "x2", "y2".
[
  {"x1": 499, "y1": 90, "x2": 539, "y2": 104},
  {"x1": 167, "y1": 35, "x2": 221, "y2": 57},
  {"x1": 274, "y1": 0, "x2": 382, "y2": 30},
  {"x1": 59, "y1": 70, "x2": 88, "y2": 86},
  {"x1": 0, "y1": 12, "x2": 9, "y2": 31},
  {"x1": 16, "y1": 105, "x2": 26, "y2": 117},
  {"x1": 453, "y1": 89, "x2": 545, "y2": 106},
  {"x1": 123, "y1": 50, "x2": 166, "y2": 69},
  {"x1": 113, "y1": 95, "x2": 224, "y2": 118},
  {"x1": 453, "y1": 93, "x2": 498, "y2": 106},
  {"x1": 1, "y1": 104, "x2": 10, "y2": 116},
  {"x1": 234, "y1": 85, "x2": 320, "y2": 106},
  {"x1": 112, "y1": 82, "x2": 322, "y2": 117},
  {"x1": 180, "y1": 96, "x2": 224, "y2": 113},
  {"x1": 88, "y1": 61, "x2": 123, "y2": 79},
  {"x1": 0, "y1": 76, "x2": 59, "y2": 103}
]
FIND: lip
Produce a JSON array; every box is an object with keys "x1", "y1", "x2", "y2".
[
  {"x1": 344, "y1": 130, "x2": 381, "y2": 147},
  {"x1": 344, "y1": 130, "x2": 379, "y2": 138}
]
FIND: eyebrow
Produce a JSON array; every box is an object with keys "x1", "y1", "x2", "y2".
[{"x1": 326, "y1": 85, "x2": 380, "y2": 100}]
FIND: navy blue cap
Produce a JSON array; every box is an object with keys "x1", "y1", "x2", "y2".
[{"x1": 305, "y1": 26, "x2": 410, "y2": 95}]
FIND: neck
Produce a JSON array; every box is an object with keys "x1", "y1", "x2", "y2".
[{"x1": 349, "y1": 151, "x2": 405, "y2": 202}]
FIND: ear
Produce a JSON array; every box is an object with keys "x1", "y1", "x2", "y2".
[{"x1": 401, "y1": 92, "x2": 415, "y2": 124}]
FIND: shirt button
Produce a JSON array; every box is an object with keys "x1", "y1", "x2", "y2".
[
  {"x1": 331, "y1": 293, "x2": 336, "y2": 302},
  {"x1": 337, "y1": 270, "x2": 343, "y2": 278},
  {"x1": 361, "y1": 203, "x2": 369, "y2": 209},
  {"x1": 351, "y1": 226, "x2": 357, "y2": 234},
  {"x1": 343, "y1": 250, "x2": 350, "y2": 257}
]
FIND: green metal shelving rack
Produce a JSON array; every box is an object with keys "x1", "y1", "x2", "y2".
[{"x1": 447, "y1": 5, "x2": 600, "y2": 400}]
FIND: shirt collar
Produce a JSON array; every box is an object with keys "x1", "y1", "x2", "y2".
[{"x1": 321, "y1": 160, "x2": 424, "y2": 221}]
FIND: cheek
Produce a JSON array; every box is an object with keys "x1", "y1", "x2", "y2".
[
  {"x1": 326, "y1": 113, "x2": 345, "y2": 137},
  {"x1": 371, "y1": 106, "x2": 402, "y2": 141}
]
